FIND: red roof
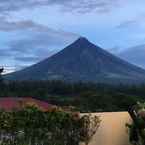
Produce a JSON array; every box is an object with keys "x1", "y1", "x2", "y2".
[{"x1": 0, "y1": 97, "x2": 53, "y2": 111}]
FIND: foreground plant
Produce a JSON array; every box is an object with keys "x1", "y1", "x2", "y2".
[
  {"x1": 127, "y1": 102, "x2": 145, "y2": 145},
  {"x1": 0, "y1": 105, "x2": 100, "y2": 145}
]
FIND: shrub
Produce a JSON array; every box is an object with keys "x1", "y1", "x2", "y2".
[
  {"x1": 0, "y1": 105, "x2": 100, "y2": 145},
  {"x1": 127, "y1": 102, "x2": 145, "y2": 145}
]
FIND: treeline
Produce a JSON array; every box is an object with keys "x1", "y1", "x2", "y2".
[{"x1": 0, "y1": 80, "x2": 145, "y2": 112}]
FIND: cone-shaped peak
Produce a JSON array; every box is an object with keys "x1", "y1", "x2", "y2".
[
  {"x1": 67, "y1": 36, "x2": 99, "y2": 52},
  {"x1": 74, "y1": 37, "x2": 90, "y2": 44},
  {"x1": 70, "y1": 37, "x2": 95, "y2": 49},
  {"x1": 58, "y1": 36, "x2": 99, "y2": 55}
]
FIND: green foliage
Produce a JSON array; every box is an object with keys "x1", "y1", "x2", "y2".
[
  {"x1": 127, "y1": 102, "x2": 145, "y2": 145},
  {"x1": 0, "y1": 80, "x2": 145, "y2": 112},
  {"x1": 126, "y1": 123, "x2": 140, "y2": 145},
  {"x1": 0, "y1": 106, "x2": 100, "y2": 145}
]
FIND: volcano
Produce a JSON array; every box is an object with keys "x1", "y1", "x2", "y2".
[{"x1": 5, "y1": 37, "x2": 145, "y2": 84}]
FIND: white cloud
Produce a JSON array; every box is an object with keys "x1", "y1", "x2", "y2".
[
  {"x1": 0, "y1": 0, "x2": 124, "y2": 14},
  {"x1": 0, "y1": 18, "x2": 79, "y2": 72}
]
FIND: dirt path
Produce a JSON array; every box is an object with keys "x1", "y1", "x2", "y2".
[{"x1": 81, "y1": 112, "x2": 132, "y2": 145}]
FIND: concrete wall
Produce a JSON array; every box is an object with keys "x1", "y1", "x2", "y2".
[{"x1": 81, "y1": 112, "x2": 132, "y2": 145}]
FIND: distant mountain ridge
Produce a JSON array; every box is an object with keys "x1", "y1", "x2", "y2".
[
  {"x1": 118, "y1": 44, "x2": 145, "y2": 69},
  {"x1": 5, "y1": 37, "x2": 145, "y2": 84}
]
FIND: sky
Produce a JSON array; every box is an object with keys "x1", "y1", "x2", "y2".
[{"x1": 0, "y1": 0, "x2": 145, "y2": 73}]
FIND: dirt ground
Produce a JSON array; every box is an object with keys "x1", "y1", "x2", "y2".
[{"x1": 81, "y1": 112, "x2": 132, "y2": 145}]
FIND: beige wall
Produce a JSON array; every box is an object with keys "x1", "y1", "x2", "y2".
[{"x1": 81, "y1": 112, "x2": 132, "y2": 145}]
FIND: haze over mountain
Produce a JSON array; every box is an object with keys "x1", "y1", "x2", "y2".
[
  {"x1": 118, "y1": 45, "x2": 145, "y2": 69},
  {"x1": 5, "y1": 37, "x2": 145, "y2": 84}
]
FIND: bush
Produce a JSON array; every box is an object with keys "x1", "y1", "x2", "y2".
[
  {"x1": 0, "y1": 105, "x2": 100, "y2": 145},
  {"x1": 127, "y1": 102, "x2": 145, "y2": 145}
]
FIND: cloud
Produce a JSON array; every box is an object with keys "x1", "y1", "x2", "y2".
[
  {"x1": 108, "y1": 46, "x2": 122, "y2": 54},
  {"x1": 8, "y1": 31, "x2": 78, "y2": 61},
  {"x1": 8, "y1": 26, "x2": 79, "y2": 54},
  {"x1": 0, "y1": 17, "x2": 79, "y2": 42},
  {"x1": 0, "y1": 49, "x2": 13, "y2": 57},
  {"x1": 0, "y1": 15, "x2": 79, "y2": 71},
  {"x1": 14, "y1": 56, "x2": 40, "y2": 62},
  {"x1": 116, "y1": 14, "x2": 145, "y2": 30},
  {"x1": 0, "y1": 19, "x2": 79, "y2": 71},
  {"x1": 0, "y1": 16, "x2": 52, "y2": 32},
  {"x1": 0, "y1": 18, "x2": 79, "y2": 56},
  {"x1": 0, "y1": 0, "x2": 123, "y2": 14},
  {"x1": 116, "y1": 20, "x2": 138, "y2": 29}
]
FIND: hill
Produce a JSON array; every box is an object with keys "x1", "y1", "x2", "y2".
[{"x1": 118, "y1": 44, "x2": 145, "y2": 69}]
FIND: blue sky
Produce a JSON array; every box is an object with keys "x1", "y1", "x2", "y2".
[{"x1": 1, "y1": 0, "x2": 145, "y2": 73}]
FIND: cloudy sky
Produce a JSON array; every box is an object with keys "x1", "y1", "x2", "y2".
[{"x1": 0, "y1": 0, "x2": 145, "y2": 73}]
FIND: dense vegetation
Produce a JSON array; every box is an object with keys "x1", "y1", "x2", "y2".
[
  {"x1": 127, "y1": 102, "x2": 145, "y2": 145},
  {"x1": 0, "y1": 79, "x2": 145, "y2": 112},
  {"x1": 0, "y1": 105, "x2": 100, "y2": 145}
]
